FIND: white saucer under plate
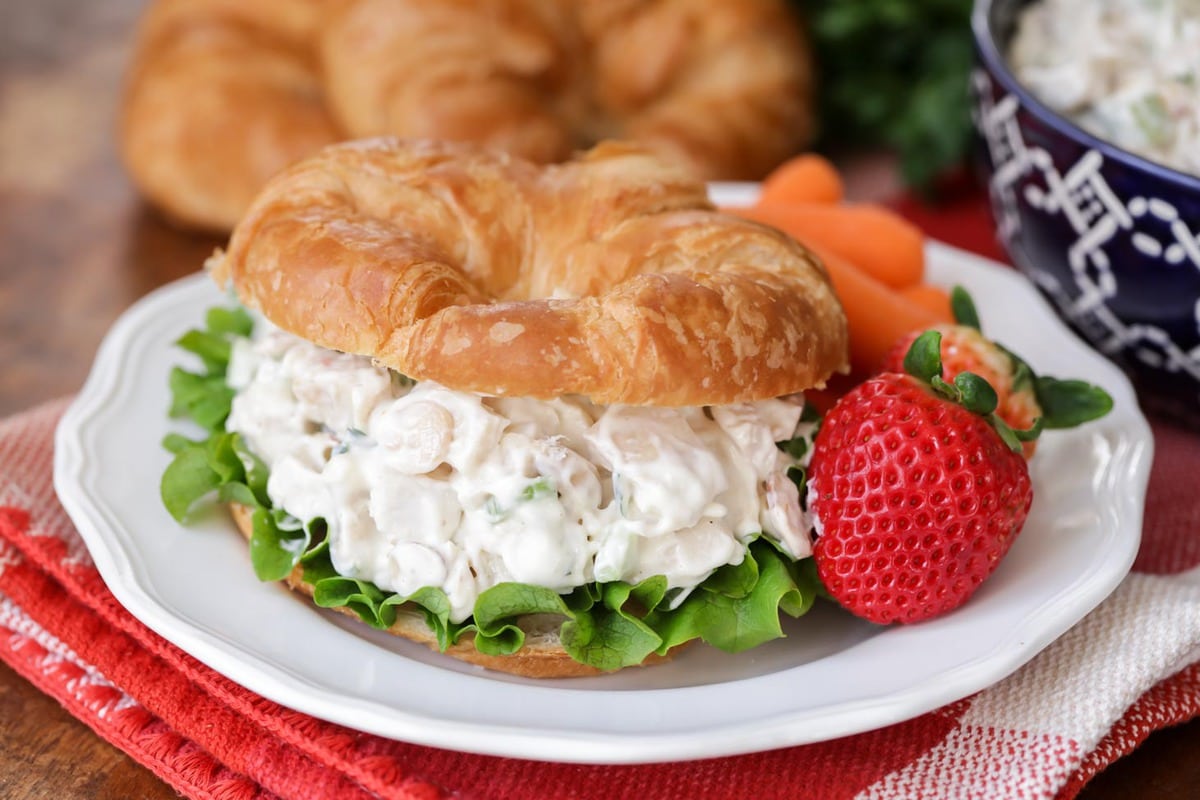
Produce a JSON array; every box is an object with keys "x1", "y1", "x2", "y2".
[{"x1": 54, "y1": 184, "x2": 1152, "y2": 764}]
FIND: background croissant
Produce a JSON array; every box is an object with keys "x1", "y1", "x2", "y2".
[{"x1": 121, "y1": 0, "x2": 815, "y2": 231}]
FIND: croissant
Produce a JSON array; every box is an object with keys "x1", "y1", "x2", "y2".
[
  {"x1": 122, "y1": 0, "x2": 815, "y2": 231},
  {"x1": 212, "y1": 138, "x2": 848, "y2": 406},
  {"x1": 120, "y1": 0, "x2": 339, "y2": 231},
  {"x1": 202, "y1": 139, "x2": 846, "y2": 677}
]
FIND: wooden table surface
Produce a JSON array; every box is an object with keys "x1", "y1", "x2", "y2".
[{"x1": 2, "y1": 1, "x2": 1199, "y2": 798}]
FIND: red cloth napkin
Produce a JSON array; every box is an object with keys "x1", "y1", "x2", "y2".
[{"x1": 3, "y1": 201, "x2": 1200, "y2": 800}]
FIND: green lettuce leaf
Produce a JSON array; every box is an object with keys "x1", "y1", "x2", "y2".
[
  {"x1": 160, "y1": 430, "x2": 268, "y2": 524},
  {"x1": 166, "y1": 305, "x2": 251, "y2": 433},
  {"x1": 168, "y1": 368, "x2": 234, "y2": 432},
  {"x1": 160, "y1": 443, "x2": 223, "y2": 522},
  {"x1": 647, "y1": 540, "x2": 819, "y2": 654},
  {"x1": 162, "y1": 306, "x2": 824, "y2": 671},
  {"x1": 248, "y1": 507, "x2": 314, "y2": 581}
]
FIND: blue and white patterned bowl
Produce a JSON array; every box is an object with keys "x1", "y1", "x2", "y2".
[{"x1": 971, "y1": 0, "x2": 1200, "y2": 426}]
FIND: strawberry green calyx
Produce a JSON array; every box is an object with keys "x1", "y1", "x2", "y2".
[
  {"x1": 1032, "y1": 377, "x2": 1113, "y2": 429},
  {"x1": 902, "y1": 329, "x2": 997, "y2": 413},
  {"x1": 947, "y1": 285, "x2": 1113, "y2": 431},
  {"x1": 950, "y1": 285, "x2": 982, "y2": 331},
  {"x1": 998, "y1": 344, "x2": 1113, "y2": 430},
  {"x1": 902, "y1": 329, "x2": 1042, "y2": 453},
  {"x1": 890, "y1": 286, "x2": 1113, "y2": 443}
]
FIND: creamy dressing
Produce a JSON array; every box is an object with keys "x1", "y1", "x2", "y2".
[
  {"x1": 1010, "y1": 0, "x2": 1200, "y2": 175},
  {"x1": 226, "y1": 325, "x2": 816, "y2": 622}
]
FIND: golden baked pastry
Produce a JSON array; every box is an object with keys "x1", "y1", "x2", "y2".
[
  {"x1": 122, "y1": 0, "x2": 814, "y2": 231},
  {"x1": 121, "y1": 0, "x2": 339, "y2": 232},
  {"x1": 211, "y1": 138, "x2": 848, "y2": 406}
]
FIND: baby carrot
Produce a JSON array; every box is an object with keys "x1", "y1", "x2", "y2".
[
  {"x1": 809, "y1": 244, "x2": 944, "y2": 375},
  {"x1": 727, "y1": 202, "x2": 926, "y2": 290},
  {"x1": 759, "y1": 154, "x2": 845, "y2": 206},
  {"x1": 899, "y1": 284, "x2": 954, "y2": 324}
]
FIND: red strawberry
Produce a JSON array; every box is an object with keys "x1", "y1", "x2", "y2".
[
  {"x1": 885, "y1": 323, "x2": 1042, "y2": 457},
  {"x1": 808, "y1": 331, "x2": 1035, "y2": 624}
]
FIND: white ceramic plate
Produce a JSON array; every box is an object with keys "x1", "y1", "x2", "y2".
[{"x1": 55, "y1": 185, "x2": 1152, "y2": 764}]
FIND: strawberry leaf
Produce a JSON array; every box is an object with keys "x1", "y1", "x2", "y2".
[
  {"x1": 989, "y1": 416, "x2": 1022, "y2": 453},
  {"x1": 929, "y1": 375, "x2": 961, "y2": 403},
  {"x1": 950, "y1": 285, "x2": 981, "y2": 330},
  {"x1": 954, "y1": 372, "x2": 998, "y2": 415},
  {"x1": 952, "y1": 286, "x2": 1124, "y2": 426},
  {"x1": 902, "y1": 330, "x2": 945, "y2": 382},
  {"x1": 988, "y1": 414, "x2": 1043, "y2": 453},
  {"x1": 1010, "y1": 356, "x2": 1036, "y2": 393},
  {"x1": 1034, "y1": 377, "x2": 1114, "y2": 429},
  {"x1": 1011, "y1": 416, "x2": 1045, "y2": 441}
]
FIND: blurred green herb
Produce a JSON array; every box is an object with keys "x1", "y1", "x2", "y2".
[{"x1": 799, "y1": 0, "x2": 976, "y2": 190}]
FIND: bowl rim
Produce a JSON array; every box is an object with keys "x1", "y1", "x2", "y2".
[{"x1": 971, "y1": 0, "x2": 1200, "y2": 194}]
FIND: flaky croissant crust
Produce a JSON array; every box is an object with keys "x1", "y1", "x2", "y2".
[
  {"x1": 122, "y1": 0, "x2": 814, "y2": 231},
  {"x1": 212, "y1": 138, "x2": 848, "y2": 406}
]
